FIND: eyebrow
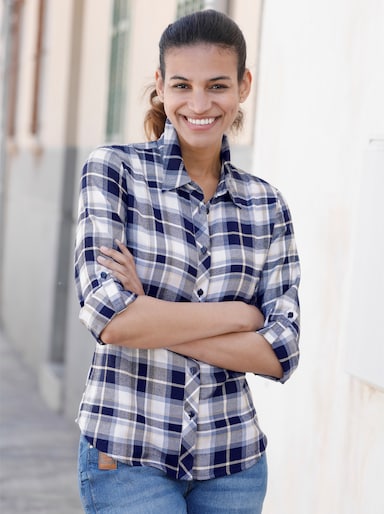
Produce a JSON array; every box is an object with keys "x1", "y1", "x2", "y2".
[{"x1": 169, "y1": 75, "x2": 232, "y2": 82}]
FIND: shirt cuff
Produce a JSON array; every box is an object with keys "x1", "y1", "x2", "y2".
[
  {"x1": 79, "y1": 276, "x2": 138, "y2": 343},
  {"x1": 257, "y1": 313, "x2": 300, "y2": 383}
]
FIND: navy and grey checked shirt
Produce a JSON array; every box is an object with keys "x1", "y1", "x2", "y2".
[{"x1": 75, "y1": 120, "x2": 300, "y2": 481}]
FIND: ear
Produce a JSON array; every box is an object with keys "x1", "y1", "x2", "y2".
[
  {"x1": 155, "y1": 69, "x2": 164, "y2": 102},
  {"x1": 239, "y1": 69, "x2": 252, "y2": 103}
]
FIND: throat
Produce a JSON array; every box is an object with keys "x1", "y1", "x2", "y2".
[
  {"x1": 191, "y1": 172, "x2": 220, "y2": 202},
  {"x1": 183, "y1": 153, "x2": 222, "y2": 202}
]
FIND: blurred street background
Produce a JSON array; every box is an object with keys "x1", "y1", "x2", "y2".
[{"x1": 0, "y1": 331, "x2": 82, "y2": 513}]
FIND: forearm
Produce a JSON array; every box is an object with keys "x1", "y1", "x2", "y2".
[
  {"x1": 100, "y1": 296, "x2": 263, "y2": 348},
  {"x1": 170, "y1": 332, "x2": 283, "y2": 378}
]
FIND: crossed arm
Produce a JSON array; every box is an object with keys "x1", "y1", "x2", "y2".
[{"x1": 97, "y1": 241, "x2": 283, "y2": 378}]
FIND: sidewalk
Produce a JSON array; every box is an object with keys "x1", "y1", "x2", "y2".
[{"x1": 0, "y1": 331, "x2": 83, "y2": 514}]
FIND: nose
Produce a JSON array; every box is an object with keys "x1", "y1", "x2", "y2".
[{"x1": 188, "y1": 89, "x2": 211, "y2": 114}]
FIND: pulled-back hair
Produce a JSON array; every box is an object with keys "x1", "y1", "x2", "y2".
[{"x1": 144, "y1": 9, "x2": 247, "y2": 140}]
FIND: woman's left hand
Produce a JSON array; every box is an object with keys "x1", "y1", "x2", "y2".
[{"x1": 97, "y1": 240, "x2": 145, "y2": 295}]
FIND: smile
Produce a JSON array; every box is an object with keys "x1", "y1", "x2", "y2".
[{"x1": 186, "y1": 117, "x2": 216, "y2": 126}]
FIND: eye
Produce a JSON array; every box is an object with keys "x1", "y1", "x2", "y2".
[
  {"x1": 210, "y1": 84, "x2": 228, "y2": 90},
  {"x1": 173, "y1": 83, "x2": 190, "y2": 89}
]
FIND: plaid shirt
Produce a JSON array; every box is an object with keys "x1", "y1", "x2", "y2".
[{"x1": 74, "y1": 120, "x2": 300, "y2": 481}]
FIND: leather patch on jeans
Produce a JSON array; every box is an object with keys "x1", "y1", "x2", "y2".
[{"x1": 98, "y1": 451, "x2": 117, "y2": 470}]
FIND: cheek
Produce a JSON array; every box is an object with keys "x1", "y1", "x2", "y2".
[
  {"x1": 225, "y1": 100, "x2": 241, "y2": 120},
  {"x1": 161, "y1": 99, "x2": 171, "y2": 119},
  {"x1": 162, "y1": 97, "x2": 177, "y2": 116}
]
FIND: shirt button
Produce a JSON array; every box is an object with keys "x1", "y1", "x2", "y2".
[
  {"x1": 197, "y1": 289, "x2": 204, "y2": 297},
  {"x1": 201, "y1": 246, "x2": 207, "y2": 254},
  {"x1": 287, "y1": 312, "x2": 294, "y2": 318},
  {"x1": 100, "y1": 272, "x2": 108, "y2": 279},
  {"x1": 190, "y1": 367, "x2": 198, "y2": 375},
  {"x1": 188, "y1": 411, "x2": 195, "y2": 419}
]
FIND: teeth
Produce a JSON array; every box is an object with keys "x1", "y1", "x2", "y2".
[{"x1": 187, "y1": 117, "x2": 215, "y2": 126}]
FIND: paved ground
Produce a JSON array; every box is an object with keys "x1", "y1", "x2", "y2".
[{"x1": 0, "y1": 331, "x2": 83, "y2": 513}]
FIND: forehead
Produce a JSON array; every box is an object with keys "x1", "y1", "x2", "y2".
[{"x1": 163, "y1": 43, "x2": 238, "y2": 77}]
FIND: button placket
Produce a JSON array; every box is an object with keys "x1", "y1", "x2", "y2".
[
  {"x1": 183, "y1": 366, "x2": 200, "y2": 424},
  {"x1": 178, "y1": 366, "x2": 200, "y2": 479},
  {"x1": 193, "y1": 201, "x2": 211, "y2": 301}
]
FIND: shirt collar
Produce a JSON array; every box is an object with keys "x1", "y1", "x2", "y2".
[
  {"x1": 159, "y1": 120, "x2": 191, "y2": 191},
  {"x1": 159, "y1": 119, "x2": 246, "y2": 208}
]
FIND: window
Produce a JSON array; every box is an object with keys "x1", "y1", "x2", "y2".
[
  {"x1": 30, "y1": 0, "x2": 46, "y2": 136},
  {"x1": 106, "y1": 0, "x2": 130, "y2": 142},
  {"x1": 177, "y1": 0, "x2": 229, "y2": 17},
  {"x1": 6, "y1": 0, "x2": 24, "y2": 140},
  {"x1": 176, "y1": 0, "x2": 205, "y2": 18}
]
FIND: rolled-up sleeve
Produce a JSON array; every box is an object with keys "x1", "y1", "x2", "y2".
[
  {"x1": 257, "y1": 193, "x2": 301, "y2": 383},
  {"x1": 74, "y1": 147, "x2": 137, "y2": 342}
]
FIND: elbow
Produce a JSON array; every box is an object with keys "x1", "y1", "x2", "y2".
[
  {"x1": 100, "y1": 315, "x2": 127, "y2": 345},
  {"x1": 278, "y1": 353, "x2": 300, "y2": 384},
  {"x1": 100, "y1": 296, "x2": 147, "y2": 347},
  {"x1": 273, "y1": 362, "x2": 284, "y2": 380},
  {"x1": 100, "y1": 322, "x2": 117, "y2": 345},
  {"x1": 251, "y1": 357, "x2": 284, "y2": 379},
  {"x1": 99, "y1": 316, "x2": 144, "y2": 348},
  {"x1": 98, "y1": 303, "x2": 132, "y2": 345}
]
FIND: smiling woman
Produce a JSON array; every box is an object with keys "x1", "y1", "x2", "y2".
[
  {"x1": 74, "y1": 9, "x2": 300, "y2": 514},
  {"x1": 155, "y1": 44, "x2": 251, "y2": 174}
]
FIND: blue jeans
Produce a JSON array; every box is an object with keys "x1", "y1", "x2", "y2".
[{"x1": 78, "y1": 435, "x2": 267, "y2": 513}]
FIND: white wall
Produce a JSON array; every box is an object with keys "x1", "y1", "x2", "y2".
[
  {"x1": 251, "y1": 1, "x2": 384, "y2": 513},
  {"x1": 124, "y1": 0, "x2": 177, "y2": 143},
  {"x1": 75, "y1": 0, "x2": 112, "y2": 147}
]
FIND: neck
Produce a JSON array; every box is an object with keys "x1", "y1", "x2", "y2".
[
  {"x1": 182, "y1": 152, "x2": 221, "y2": 203},
  {"x1": 182, "y1": 146, "x2": 221, "y2": 182}
]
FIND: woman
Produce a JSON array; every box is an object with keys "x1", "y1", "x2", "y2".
[{"x1": 75, "y1": 9, "x2": 300, "y2": 514}]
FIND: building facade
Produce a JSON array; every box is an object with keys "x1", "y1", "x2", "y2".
[{"x1": 1, "y1": 1, "x2": 383, "y2": 512}]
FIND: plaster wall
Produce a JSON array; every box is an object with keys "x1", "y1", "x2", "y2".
[{"x1": 251, "y1": 1, "x2": 384, "y2": 513}]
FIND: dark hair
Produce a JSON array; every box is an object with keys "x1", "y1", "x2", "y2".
[{"x1": 144, "y1": 9, "x2": 247, "y2": 140}]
